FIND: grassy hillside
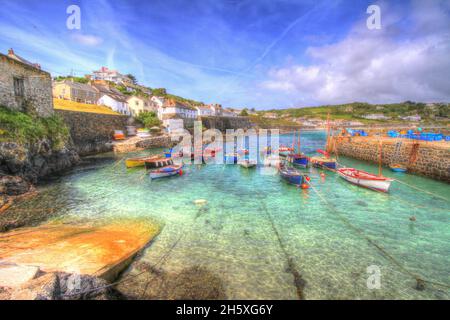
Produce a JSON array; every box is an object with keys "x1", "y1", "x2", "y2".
[
  {"x1": 0, "y1": 106, "x2": 69, "y2": 150},
  {"x1": 260, "y1": 102, "x2": 449, "y2": 122},
  {"x1": 54, "y1": 99, "x2": 121, "y2": 115}
]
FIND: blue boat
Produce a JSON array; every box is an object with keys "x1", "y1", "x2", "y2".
[
  {"x1": 287, "y1": 154, "x2": 309, "y2": 167},
  {"x1": 225, "y1": 153, "x2": 238, "y2": 164},
  {"x1": 390, "y1": 164, "x2": 407, "y2": 173},
  {"x1": 279, "y1": 164, "x2": 309, "y2": 186}
]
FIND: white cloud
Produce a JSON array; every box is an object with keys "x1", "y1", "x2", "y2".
[
  {"x1": 71, "y1": 33, "x2": 103, "y2": 46},
  {"x1": 261, "y1": 1, "x2": 450, "y2": 105}
]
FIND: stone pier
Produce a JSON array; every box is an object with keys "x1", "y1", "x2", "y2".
[{"x1": 329, "y1": 136, "x2": 450, "y2": 182}]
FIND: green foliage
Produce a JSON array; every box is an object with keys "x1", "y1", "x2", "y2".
[
  {"x1": 0, "y1": 107, "x2": 70, "y2": 150},
  {"x1": 240, "y1": 108, "x2": 249, "y2": 116},
  {"x1": 150, "y1": 88, "x2": 203, "y2": 106},
  {"x1": 126, "y1": 74, "x2": 138, "y2": 85},
  {"x1": 136, "y1": 111, "x2": 161, "y2": 129},
  {"x1": 259, "y1": 102, "x2": 450, "y2": 122},
  {"x1": 152, "y1": 88, "x2": 167, "y2": 96},
  {"x1": 54, "y1": 76, "x2": 89, "y2": 84}
]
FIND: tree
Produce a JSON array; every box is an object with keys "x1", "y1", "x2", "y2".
[
  {"x1": 240, "y1": 108, "x2": 249, "y2": 116},
  {"x1": 136, "y1": 111, "x2": 161, "y2": 129},
  {"x1": 126, "y1": 74, "x2": 138, "y2": 85}
]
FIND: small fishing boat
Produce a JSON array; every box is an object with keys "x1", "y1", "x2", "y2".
[
  {"x1": 309, "y1": 156, "x2": 337, "y2": 170},
  {"x1": 287, "y1": 154, "x2": 309, "y2": 167},
  {"x1": 239, "y1": 159, "x2": 257, "y2": 168},
  {"x1": 390, "y1": 164, "x2": 407, "y2": 173},
  {"x1": 286, "y1": 130, "x2": 309, "y2": 167},
  {"x1": 144, "y1": 158, "x2": 174, "y2": 170},
  {"x1": 279, "y1": 164, "x2": 310, "y2": 187},
  {"x1": 337, "y1": 168, "x2": 394, "y2": 192},
  {"x1": 125, "y1": 155, "x2": 160, "y2": 168},
  {"x1": 149, "y1": 164, "x2": 184, "y2": 179}
]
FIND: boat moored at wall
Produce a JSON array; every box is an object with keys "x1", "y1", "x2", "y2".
[
  {"x1": 149, "y1": 164, "x2": 184, "y2": 179},
  {"x1": 337, "y1": 168, "x2": 394, "y2": 192}
]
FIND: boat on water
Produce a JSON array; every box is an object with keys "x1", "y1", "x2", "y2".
[
  {"x1": 309, "y1": 156, "x2": 337, "y2": 170},
  {"x1": 287, "y1": 154, "x2": 309, "y2": 167},
  {"x1": 125, "y1": 155, "x2": 160, "y2": 168},
  {"x1": 149, "y1": 164, "x2": 184, "y2": 179},
  {"x1": 337, "y1": 168, "x2": 394, "y2": 192},
  {"x1": 239, "y1": 159, "x2": 257, "y2": 168},
  {"x1": 225, "y1": 153, "x2": 239, "y2": 164},
  {"x1": 144, "y1": 158, "x2": 174, "y2": 170},
  {"x1": 390, "y1": 164, "x2": 407, "y2": 173},
  {"x1": 279, "y1": 164, "x2": 310, "y2": 186}
]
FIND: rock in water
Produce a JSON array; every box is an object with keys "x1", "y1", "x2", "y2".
[{"x1": 0, "y1": 175, "x2": 31, "y2": 196}]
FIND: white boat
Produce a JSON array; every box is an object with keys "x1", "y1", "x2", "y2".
[
  {"x1": 149, "y1": 165, "x2": 183, "y2": 179},
  {"x1": 337, "y1": 168, "x2": 393, "y2": 192},
  {"x1": 239, "y1": 159, "x2": 257, "y2": 168}
]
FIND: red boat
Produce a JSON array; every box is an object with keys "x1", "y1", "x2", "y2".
[{"x1": 337, "y1": 168, "x2": 394, "y2": 192}]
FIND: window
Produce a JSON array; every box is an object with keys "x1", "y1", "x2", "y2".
[{"x1": 13, "y1": 77, "x2": 25, "y2": 97}]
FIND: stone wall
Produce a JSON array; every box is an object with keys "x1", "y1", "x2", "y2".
[
  {"x1": 56, "y1": 110, "x2": 129, "y2": 156},
  {"x1": 0, "y1": 54, "x2": 53, "y2": 117},
  {"x1": 330, "y1": 137, "x2": 450, "y2": 182},
  {"x1": 201, "y1": 116, "x2": 252, "y2": 131}
]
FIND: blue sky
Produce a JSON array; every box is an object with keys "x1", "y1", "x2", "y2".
[{"x1": 0, "y1": 0, "x2": 449, "y2": 109}]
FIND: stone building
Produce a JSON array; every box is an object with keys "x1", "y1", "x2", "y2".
[
  {"x1": 0, "y1": 49, "x2": 53, "y2": 117},
  {"x1": 52, "y1": 80, "x2": 99, "y2": 104}
]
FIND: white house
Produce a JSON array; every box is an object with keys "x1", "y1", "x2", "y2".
[
  {"x1": 195, "y1": 105, "x2": 214, "y2": 117},
  {"x1": 92, "y1": 67, "x2": 131, "y2": 85},
  {"x1": 151, "y1": 96, "x2": 166, "y2": 108},
  {"x1": 401, "y1": 114, "x2": 421, "y2": 122},
  {"x1": 222, "y1": 109, "x2": 238, "y2": 117},
  {"x1": 363, "y1": 114, "x2": 391, "y2": 120},
  {"x1": 98, "y1": 94, "x2": 130, "y2": 115},
  {"x1": 208, "y1": 104, "x2": 223, "y2": 116},
  {"x1": 157, "y1": 99, "x2": 197, "y2": 120}
]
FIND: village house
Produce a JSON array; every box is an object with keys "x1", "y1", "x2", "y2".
[
  {"x1": 52, "y1": 80, "x2": 99, "y2": 104},
  {"x1": 92, "y1": 83, "x2": 130, "y2": 115},
  {"x1": 195, "y1": 105, "x2": 214, "y2": 117},
  {"x1": 151, "y1": 96, "x2": 166, "y2": 108},
  {"x1": 0, "y1": 49, "x2": 53, "y2": 117},
  {"x1": 222, "y1": 108, "x2": 238, "y2": 117},
  {"x1": 363, "y1": 114, "x2": 391, "y2": 120},
  {"x1": 157, "y1": 99, "x2": 197, "y2": 120},
  {"x1": 263, "y1": 112, "x2": 278, "y2": 119},
  {"x1": 400, "y1": 114, "x2": 421, "y2": 122},
  {"x1": 127, "y1": 96, "x2": 158, "y2": 116},
  {"x1": 91, "y1": 67, "x2": 131, "y2": 85},
  {"x1": 208, "y1": 104, "x2": 223, "y2": 116}
]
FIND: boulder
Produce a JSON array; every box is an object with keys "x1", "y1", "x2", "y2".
[
  {"x1": 0, "y1": 175, "x2": 31, "y2": 196},
  {"x1": 0, "y1": 264, "x2": 40, "y2": 288}
]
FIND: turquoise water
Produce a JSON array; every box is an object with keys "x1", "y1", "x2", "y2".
[{"x1": 5, "y1": 131, "x2": 450, "y2": 299}]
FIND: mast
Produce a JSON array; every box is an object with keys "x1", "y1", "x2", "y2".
[
  {"x1": 378, "y1": 140, "x2": 383, "y2": 177},
  {"x1": 298, "y1": 129, "x2": 301, "y2": 155}
]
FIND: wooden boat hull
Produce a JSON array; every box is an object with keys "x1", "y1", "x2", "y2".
[
  {"x1": 239, "y1": 160, "x2": 257, "y2": 168},
  {"x1": 390, "y1": 165, "x2": 407, "y2": 173},
  {"x1": 125, "y1": 156, "x2": 159, "y2": 168},
  {"x1": 287, "y1": 154, "x2": 309, "y2": 167},
  {"x1": 338, "y1": 168, "x2": 393, "y2": 192},
  {"x1": 279, "y1": 166, "x2": 306, "y2": 186},
  {"x1": 310, "y1": 157, "x2": 337, "y2": 170},
  {"x1": 149, "y1": 165, "x2": 183, "y2": 179},
  {"x1": 144, "y1": 158, "x2": 174, "y2": 170}
]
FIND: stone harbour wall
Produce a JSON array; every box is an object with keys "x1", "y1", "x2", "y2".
[
  {"x1": 56, "y1": 110, "x2": 129, "y2": 156},
  {"x1": 330, "y1": 136, "x2": 450, "y2": 182},
  {"x1": 113, "y1": 135, "x2": 172, "y2": 153}
]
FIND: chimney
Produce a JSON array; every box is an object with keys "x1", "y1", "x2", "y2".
[{"x1": 8, "y1": 48, "x2": 14, "y2": 56}]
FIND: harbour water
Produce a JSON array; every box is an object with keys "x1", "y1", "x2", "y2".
[{"x1": 3, "y1": 131, "x2": 449, "y2": 299}]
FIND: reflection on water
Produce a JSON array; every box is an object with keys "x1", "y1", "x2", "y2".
[{"x1": 2, "y1": 131, "x2": 449, "y2": 299}]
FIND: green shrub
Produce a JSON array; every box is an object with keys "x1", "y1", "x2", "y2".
[
  {"x1": 136, "y1": 111, "x2": 161, "y2": 129},
  {"x1": 0, "y1": 107, "x2": 70, "y2": 150}
]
